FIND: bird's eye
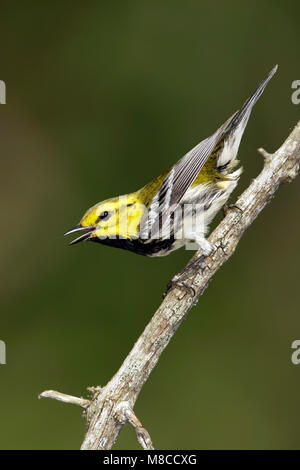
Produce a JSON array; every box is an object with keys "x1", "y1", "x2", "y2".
[{"x1": 98, "y1": 211, "x2": 110, "y2": 221}]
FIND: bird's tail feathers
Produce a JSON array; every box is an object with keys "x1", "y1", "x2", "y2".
[
  {"x1": 225, "y1": 65, "x2": 278, "y2": 136},
  {"x1": 216, "y1": 66, "x2": 277, "y2": 169}
]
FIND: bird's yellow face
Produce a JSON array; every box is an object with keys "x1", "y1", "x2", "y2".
[{"x1": 65, "y1": 194, "x2": 146, "y2": 245}]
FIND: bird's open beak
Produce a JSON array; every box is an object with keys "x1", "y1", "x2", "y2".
[{"x1": 64, "y1": 225, "x2": 95, "y2": 245}]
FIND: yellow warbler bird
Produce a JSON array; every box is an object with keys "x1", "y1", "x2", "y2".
[{"x1": 65, "y1": 66, "x2": 277, "y2": 264}]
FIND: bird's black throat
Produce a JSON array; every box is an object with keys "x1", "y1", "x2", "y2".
[{"x1": 89, "y1": 235, "x2": 175, "y2": 257}]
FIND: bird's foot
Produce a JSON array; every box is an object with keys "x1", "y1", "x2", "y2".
[
  {"x1": 222, "y1": 203, "x2": 243, "y2": 218},
  {"x1": 163, "y1": 254, "x2": 207, "y2": 298},
  {"x1": 196, "y1": 238, "x2": 213, "y2": 257},
  {"x1": 163, "y1": 277, "x2": 196, "y2": 298}
]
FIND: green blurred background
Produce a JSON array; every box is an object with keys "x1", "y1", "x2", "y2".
[{"x1": 1, "y1": 0, "x2": 300, "y2": 449}]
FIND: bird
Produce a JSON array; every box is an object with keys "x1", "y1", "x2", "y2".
[{"x1": 65, "y1": 66, "x2": 277, "y2": 267}]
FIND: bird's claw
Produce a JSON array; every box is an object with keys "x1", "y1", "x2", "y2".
[
  {"x1": 163, "y1": 278, "x2": 196, "y2": 298},
  {"x1": 164, "y1": 251, "x2": 210, "y2": 297},
  {"x1": 222, "y1": 203, "x2": 243, "y2": 218}
]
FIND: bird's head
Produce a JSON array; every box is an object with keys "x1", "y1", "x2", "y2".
[{"x1": 65, "y1": 194, "x2": 146, "y2": 245}]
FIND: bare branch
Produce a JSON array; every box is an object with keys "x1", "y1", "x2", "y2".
[
  {"x1": 40, "y1": 121, "x2": 300, "y2": 450},
  {"x1": 39, "y1": 390, "x2": 90, "y2": 409}
]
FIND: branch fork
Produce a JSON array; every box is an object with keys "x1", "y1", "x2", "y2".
[
  {"x1": 115, "y1": 402, "x2": 154, "y2": 450},
  {"x1": 258, "y1": 146, "x2": 272, "y2": 162}
]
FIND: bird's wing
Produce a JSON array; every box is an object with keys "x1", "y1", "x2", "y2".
[
  {"x1": 146, "y1": 65, "x2": 277, "y2": 239},
  {"x1": 167, "y1": 113, "x2": 236, "y2": 209},
  {"x1": 146, "y1": 113, "x2": 235, "y2": 239}
]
